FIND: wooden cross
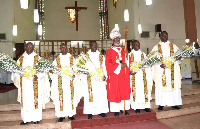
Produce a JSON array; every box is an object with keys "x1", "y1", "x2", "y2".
[{"x1": 65, "y1": 1, "x2": 87, "y2": 31}]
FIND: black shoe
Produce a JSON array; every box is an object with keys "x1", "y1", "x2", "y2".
[
  {"x1": 158, "y1": 106, "x2": 164, "y2": 110},
  {"x1": 58, "y1": 117, "x2": 65, "y2": 122},
  {"x1": 20, "y1": 122, "x2": 27, "y2": 125},
  {"x1": 120, "y1": 110, "x2": 129, "y2": 115},
  {"x1": 33, "y1": 121, "x2": 39, "y2": 124},
  {"x1": 68, "y1": 116, "x2": 76, "y2": 120},
  {"x1": 98, "y1": 113, "x2": 107, "y2": 118},
  {"x1": 143, "y1": 108, "x2": 151, "y2": 112},
  {"x1": 88, "y1": 114, "x2": 93, "y2": 119},
  {"x1": 172, "y1": 106, "x2": 181, "y2": 110},
  {"x1": 114, "y1": 112, "x2": 119, "y2": 117},
  {"x1": 135, "y1": 109, "x2": 140, "y2": 113}
]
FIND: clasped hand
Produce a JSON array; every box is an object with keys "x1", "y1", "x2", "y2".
[
  {"x1": 160, "y1": 64, "x2": 166, "y2": 69},
  {"x1": 121, "y1": 63, "x2": 127, "y2": 68}
]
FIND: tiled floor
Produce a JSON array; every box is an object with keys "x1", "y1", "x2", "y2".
[
  {"x1": 181, "y1": 79, "x2": 200, "y2": 90},
  {"x1": 159, "y1": 113, "x2": 200, "y2": 129},
  {"x1": 159, "y1": 79, "x2": 200, "y2": 129}
]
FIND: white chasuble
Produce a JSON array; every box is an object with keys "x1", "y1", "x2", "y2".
[
  {"x1": 152, "y1": 41, "x2": 182, "y2": 106},
  {"x1": 129, "y1": 50, "x2": 153, "y2": 109},
  {"x1": 82, "y1": 50, "x2": 109, "y2": 115},
  {"x1": 11, "y1": 52, "x2": 50, "y2": 123},
  {"x1": 51, "y1": 53, "x2": 78, "y2": 117}
]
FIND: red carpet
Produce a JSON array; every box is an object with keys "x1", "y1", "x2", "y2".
[
  {"x1": 82, "y1": 120, "x2": 171, "y2": 129},
  {"x1": 71, "y1": 100, "x2": 164, "y2": 129},
  {"x1": 72, "y1": 109, "x2": 157, "y2": 128},
  {"x1": 0, "y1": 85, "x2": 17, "y2": 93}
]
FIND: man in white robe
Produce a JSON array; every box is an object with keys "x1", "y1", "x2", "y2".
[
  {"x1": 128, "y1": 40, "x2": 153, "y2": 113},
  {"x1": 151, "y1": 31, "x2": 182, "y2": 110},
  {"x1": 11, "y1": 42, "x2": 50, "y2": 125},
  {"x1": 80, "y1": 41, "x2": 109, "y2": 119},
  {"x1": 50, "y1": 43, "x2": 77, "y2": 122},
  {"x1": 194, "y1": 42, "x2": 200, "y2": 55}
]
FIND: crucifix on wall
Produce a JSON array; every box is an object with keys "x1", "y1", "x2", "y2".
[{"x1": 65, "y1": 1, "x2": 87, "y2": 31}]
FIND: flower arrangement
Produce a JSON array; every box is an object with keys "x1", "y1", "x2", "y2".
[
  {"x1": 0, "y1": 52, "x2": 74, "y2": 79},
  {"x1": 0, "y1": 52, "x2": 23, "y2": 75},
  {"x1": 35, "y1": 59, "x2": 73, "y2": 78},
  {"x1": 173, "y1": 45, "x2": 194, "y2": 59},
  {"x1": 130, "y1": 51, "x2": 162, "y2": 72},
  {"x1": 23, "y1": 66, "x2": 35, "y2": 79},
  {"x1": 60, "y1": 66, "x2": 74, "y2": 79},
  {"x1": 73, "y1": 53, "x2": 90, "y2": 73},
  {"x1": 89, "y1": 68, "x2": 104, "y2": 81},
  {"x1": 162, "y1": 58, "x2": 175, "y2": 69},
  {"x1": 162, "y1": 45, "x2": 194, "y2": 68},
  {"x1": 140, "y1": 51, "x2": 163, "y2": 68},
  {"x1": 35, "y1": 59, "x2": 60, "y2": 74},
  {"x1": 130, "y1": 45, "x2": 194, "y2": 71},
  {"x1": 24, "y1": 59, "x2": 74, "y2": 79},
  {"x1": 73, "y1": 53, "x2": 104, "y2": 81}
]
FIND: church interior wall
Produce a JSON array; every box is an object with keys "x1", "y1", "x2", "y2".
[
  {"x1": 0, "y1": 0, "x2": 199, "y2": 58},
  {"x1": 45, "y1": 0, "x2": 99, "y2": 40},
  {"x1": 0, "y1": 0, "x2": 35, "y2": 58},
  {"x1": 133, "y1": 0, "x2": 187, "y2": 53},
  {"x1": 0, "y1": 0, "x2": 12, "y2": 42},
  {"x1": 11, "y1": 0, "x2": 35, "y2": 44},
  {"x1": 107, "y1": 0, "x2": 135, "y2": 40},
  {"x1": 0, "y1": 0, "x2": 13, "y2": 57}
]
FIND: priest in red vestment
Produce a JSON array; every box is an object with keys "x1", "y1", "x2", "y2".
[{"x1": 105, "y1": 28, "x2": 131, "y2": 117}]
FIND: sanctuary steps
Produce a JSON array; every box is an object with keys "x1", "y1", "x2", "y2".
[{"x1": 0, "y1": 88, "x2": 200, "y2": 129}]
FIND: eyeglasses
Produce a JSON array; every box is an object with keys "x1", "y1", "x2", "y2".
[{"x1": 26, "y1": 45, "x2": 34, "y2": 48}]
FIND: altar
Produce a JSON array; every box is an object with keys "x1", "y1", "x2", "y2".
[{"x1": 175, "y1": 55, "x2": 200, "y2": 82}]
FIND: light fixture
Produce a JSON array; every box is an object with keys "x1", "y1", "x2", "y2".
[
  {"x1": 34, "y1": 9, "x2": 39, "y2": 23},
  {"x1": 114, "y1": 24, "x2": 119, "y2": 30},
  {"x1": 38, "y1": 25, "x2": 42, "y2": 35},
  {"x1": 13, "y1": 25, "x2": 17, "y2": 36},
  {"x1": 185, "y1": 39, "x2": 190, "y2": 43},
  {"x1": 137, "y1": 0, "x2": 142, "y2": 34},
  {"x1": 13, "y1": 48, "x2": 16, "y2": 51},
  {"x1": 124, "y1": 9, "x2": 129, "y2": 22},
  {"x1": 146, "y1": 0, "x2": 152, "y2": 5},
  {"x1": 197, "y1": 39, "x2": 198, "y2": 42},
  {"x1": 20, "y1": 0, "x2": 29, "y2": 9},
  {"x1": 138, "y1": 24, "x2": 142, "y2": 34}
]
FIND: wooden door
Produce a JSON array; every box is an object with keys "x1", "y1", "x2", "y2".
[{"x1": 15, "y1": 43, "x2": 24, "y2": 60}]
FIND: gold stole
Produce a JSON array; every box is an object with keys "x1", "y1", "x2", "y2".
[
  {"x1": 19, "y1": 55, "x2": 39, "y2": 109},
  {"x1": 131, "y1": 53, "x2": 148, "y2": 103},
  {"x1": 70, "y1": 56, "x2": 74, "y2": 110},
  {"x1": 56, "y1": 55, "x2": 74, "y2": 111},
  {"x1": 158, "y1": 43, "x2": 174, "y2": 89},
  {"x1": 19, "y1": 56, "x2": 23, "y2": 107},
  {"x1": 86, "y1": 53, "x2": 103, "y2": 102}
]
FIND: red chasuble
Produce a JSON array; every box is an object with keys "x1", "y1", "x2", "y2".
[{"x1": 106, "y1": 47, "x2": 130, "y2": 103}]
